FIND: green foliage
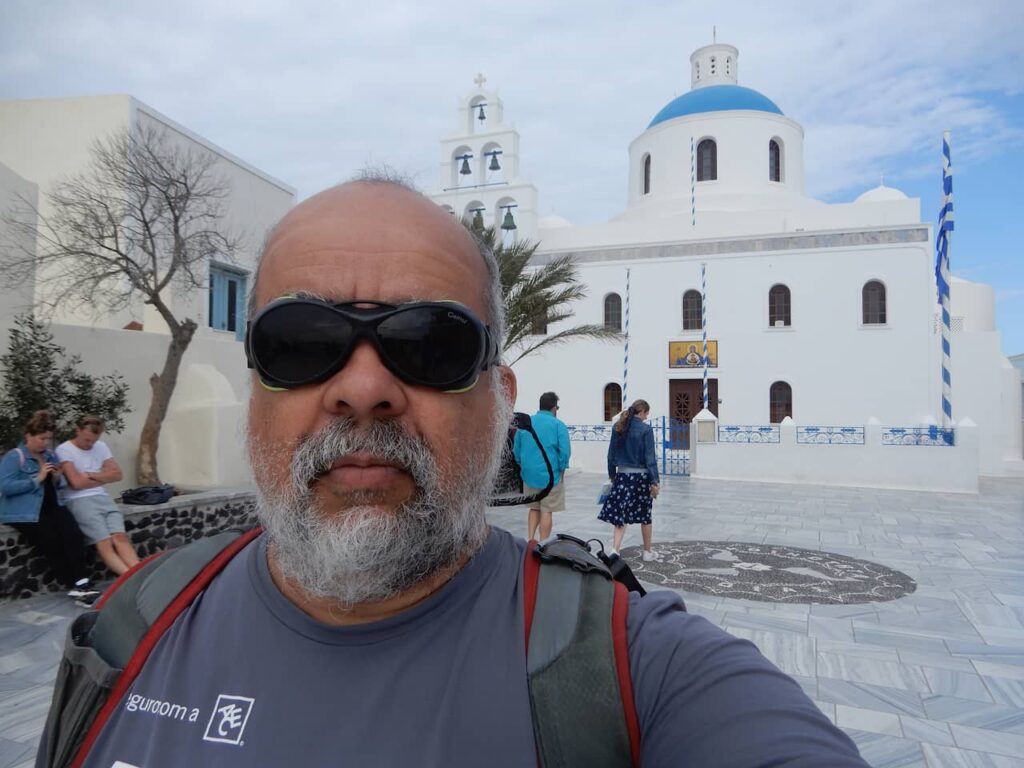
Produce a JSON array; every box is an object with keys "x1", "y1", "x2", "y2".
[
  {"x1": 0, "y1": 314, "x2": 131, "y2": 449},
  {"x1": 468, "y1": 222, "x2": 621, "y2": 365}
]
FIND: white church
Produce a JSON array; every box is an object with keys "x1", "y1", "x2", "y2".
[{"x1": 430, "y1": 43, "x2": 1023, "y2": 487}]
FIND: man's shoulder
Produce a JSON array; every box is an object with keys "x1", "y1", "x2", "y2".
[{"x1": 55, "y1": 441, "x2": 75, "y2": 458}]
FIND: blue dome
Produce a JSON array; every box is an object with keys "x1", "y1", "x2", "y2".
[{"x1": 648, "y1": 85, "x2": 783, "y2": 128}]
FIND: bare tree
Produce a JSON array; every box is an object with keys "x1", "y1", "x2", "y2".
[{"x1": 0, "y1": 124, "x2": 240, "y2": 484}]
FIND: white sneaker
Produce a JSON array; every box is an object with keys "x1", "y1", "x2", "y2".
[{"x1": 641, "y1": 549, "x2": 659, "y2": 562}]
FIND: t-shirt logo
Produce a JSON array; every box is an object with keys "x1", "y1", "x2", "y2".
[{"x1": 202, "y1": 694, "x2": 254, "y2": 746}]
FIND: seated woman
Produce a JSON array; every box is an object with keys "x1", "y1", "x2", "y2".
[
  {"x1": 56, "y1": 415, "x2": 140, "y2": 576},
  {"x1": 0, "y1": 410, "x2": 96, "y2": 599}
]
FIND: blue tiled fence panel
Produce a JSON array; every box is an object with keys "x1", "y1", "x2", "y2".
[
  {"x1": 718, "y1": 425, "x2": 781, "y2": 443},
  {"x1": 881, "y1": 427, "x2": 955, "y2": 447},
  {"x1": 796, "y1": 427, "x2": 865, "y2": 445}
]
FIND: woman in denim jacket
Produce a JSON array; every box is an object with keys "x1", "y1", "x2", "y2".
[
  {"x1": 0, "y1": 410, "x2": 91, "y2": 591},
  {"x1": 598, "y1": 399, "x2": 661, "y2": 560}
]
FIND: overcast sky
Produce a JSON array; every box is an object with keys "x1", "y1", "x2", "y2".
[{"x1": 3, "y1": 0, "x2": 1023, "y2": 352}]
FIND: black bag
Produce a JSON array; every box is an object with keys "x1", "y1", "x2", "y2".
[{"x1": 119, "y1": 484, "x2": 175, "y2": 505}]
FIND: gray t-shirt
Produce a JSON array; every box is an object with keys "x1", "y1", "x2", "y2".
[{"x1": 83, "y1": 528, "x2": 867, "y2": 767}]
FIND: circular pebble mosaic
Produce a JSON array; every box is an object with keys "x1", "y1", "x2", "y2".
[{"x1": 619, "y1": 541, "x2": 916, "y2": 604}]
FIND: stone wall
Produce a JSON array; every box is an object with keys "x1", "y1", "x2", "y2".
[{"x1": 0, "y1": 489, "x2": 257, "y2": 599}]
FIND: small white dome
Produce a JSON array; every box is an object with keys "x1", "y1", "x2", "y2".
[
  {"x1": 856, "y1": 184, "x2": 908, "y2": 203},
  {"x1": 538, "y1": 214, "x2": 572, "y2": 229}
]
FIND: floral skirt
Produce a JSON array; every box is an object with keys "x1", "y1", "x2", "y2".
[{"x1": 598, "y1": 473, "x2": 653, "y2": 527}]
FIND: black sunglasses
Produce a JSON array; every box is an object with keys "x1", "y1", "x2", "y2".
[{"x1": 246, "y1": 297, "x2": 500, "y2": 392}]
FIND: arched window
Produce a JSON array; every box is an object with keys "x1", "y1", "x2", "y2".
[
  {"x1": 770, "y1": 381, "x2": 792, "y2": 423},
  {"x1": 682, "y1": 290, "x2": 702, "y2": 331},
  {"x1": 769, "y1": 139, "x2": 782, "y2": 182},
  {"x1": 603, "y1": 384, "x2": 623, "y2": 422},
  {"x1": 642, "y1": 154, "x2": 651, "y2": 195},
  {"x1": 697, "y1": 139, "x2": 717, "y2": 181},
  {"x1": 604, "y1": 293, "x2": 622, "y2": 331},
  {"x1": 862, "y1": 280, "x2": 887, "y2": 324},
  {"x1": 769, "y1": 284, "x2": 791, "y2": 327}
]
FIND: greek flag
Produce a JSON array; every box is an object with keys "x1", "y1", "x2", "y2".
[{"x1": 935, "y1": 133, "x2": 954, "y2": 305}]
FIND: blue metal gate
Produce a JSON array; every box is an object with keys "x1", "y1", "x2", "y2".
[{"x1": 654, "y1": 416, "x2": 690, "y2": 476}]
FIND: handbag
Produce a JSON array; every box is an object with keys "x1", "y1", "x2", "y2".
[
  {"x1": 120, "y1": 484, "x2": 176, "y2": 505},
  {"x1": 597, "y1": 481, "x2": 612, "y2": 505}
]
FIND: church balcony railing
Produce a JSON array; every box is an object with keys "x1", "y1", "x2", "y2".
[
  {"x1": 796, "y1": 427, "x2": 865, "y2": 445},
  {"x1": 881, "y1": 427, "x2": 955, "y2": 447},
  {"x1": 718, "y1": 425, "x2": 780, "y2": 443}
]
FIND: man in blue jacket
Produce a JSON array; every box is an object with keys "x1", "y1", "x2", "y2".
[{"x1": 513, "y1": 391, "x2": 570, "y2": 540}]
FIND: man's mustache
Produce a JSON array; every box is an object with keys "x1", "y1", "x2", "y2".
[{"x1": 291, "y1": 418, "x2": 432, "y2": 491}]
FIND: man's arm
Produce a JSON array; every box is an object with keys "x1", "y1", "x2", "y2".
[
  {"x1": 90, "y1": 457, "x2": 123, "y2": 484},
  {"x1": 557, "y1": 422, "x2": 570, "y2": 473},
  {"x1": 59, "y1": 461, "x2": 103, "y2": 490},
  {"x1": 629, "y1": 591, "x2": 869, "y2": 767}
]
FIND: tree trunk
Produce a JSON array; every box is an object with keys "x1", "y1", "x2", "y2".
[{"x1": 135, "y1": 319, "x2": 198, "y2": 485}]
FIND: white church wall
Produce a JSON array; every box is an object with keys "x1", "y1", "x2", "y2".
[
  {"x1": 689, "y1": 420, "x2": 979, "y2": 493},
  {"x1": 511, "y1": 240, "x2": 936, "y2": 429},
  {"x1": 627, "y1": 111, "x2": 806, "y2": 207}
]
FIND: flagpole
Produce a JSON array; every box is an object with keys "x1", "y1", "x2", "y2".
[
  {"x1": 936, "y1": 131, "x2": 954, "y2": 436},
  {"x1": 701, "y1": 262, "x2": 709, "y2": 410},
  {"x1": 623, "y1": 267, "x2": 631, "y2": 408}
]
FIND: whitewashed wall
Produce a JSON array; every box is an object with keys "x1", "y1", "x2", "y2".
[
  {"x1": 690, "y1": 420, "x2": 979, "y2": 494},
  {"x1": 49, "y1": 324, "x2": 253, "y2": 493}
]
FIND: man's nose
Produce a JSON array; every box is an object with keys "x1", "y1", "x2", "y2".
[{"x1": 319, "y1": 340, "x2": 409, "y2": 423}]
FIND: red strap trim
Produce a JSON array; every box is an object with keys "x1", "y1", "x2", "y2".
[
  {"x1": 72, "y1": 527, "x2": 263, "y2": 768},
  {"x1": 94, "y1": 550, "x2": 167, "y2": 610},
  {"x1": 612, "y1": 581, "x2": 641, "y2": 767},
  {"x1": 522, "y1": 540, "x2": 540, "y2": 649}
]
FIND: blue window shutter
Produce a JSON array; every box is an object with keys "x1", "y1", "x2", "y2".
[
  {"x1": 235, "y1": 274, "x2": 248, "y2": 341},
  {"x1": 210, "y1": 269, "x2": 227, "y2": 330}
]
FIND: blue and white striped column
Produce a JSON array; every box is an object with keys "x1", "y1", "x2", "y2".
[
  {"x1": 691, "y1": 136, "x2": 696, "y2": 227},
  {"x1": 701, "y1": 262, "x2": 709, "y2": 410},
  {"x1": 935, "y1": 131, "x2": 954, "y2": 433},
  {"x1": 623, "y1": 267, "x2": 631, "y2": 407}
]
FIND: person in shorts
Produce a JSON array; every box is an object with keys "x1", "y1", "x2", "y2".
[
  {"x1": 513, "y1": 391, "x2": 570, "y2": 540},
  {"x1": 56, "y1": 415, "x2": 140, "y2": 575}
]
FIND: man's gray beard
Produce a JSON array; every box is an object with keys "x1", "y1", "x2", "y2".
[{"x1": 249, "y1": 377, "x2": 512, "y2": 608}]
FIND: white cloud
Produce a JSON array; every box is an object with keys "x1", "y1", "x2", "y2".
[{"x1": 1, "y1": 0, "x2": 1022, "y2": 224}]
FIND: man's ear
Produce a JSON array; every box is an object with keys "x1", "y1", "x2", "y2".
[{"x1": 498, "y1": 365, "x2": 517, "y2": 408}]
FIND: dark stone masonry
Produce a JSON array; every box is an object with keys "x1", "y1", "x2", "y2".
[{"x1": 0, "y1": 489, "x2": 257, "y2": 599}]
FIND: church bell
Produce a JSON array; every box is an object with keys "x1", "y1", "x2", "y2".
[
  {"x1": 459, "y1": 156, "x2": 471, "y2": 175},
  {"x1": 501, "y1": 209, "x2": 517, "y2": 231},
  {"x1": 488, "y1": 152, "x2": 501, "y2": 171}
]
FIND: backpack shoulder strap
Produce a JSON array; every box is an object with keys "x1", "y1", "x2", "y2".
[
  {"x1": 15, "y1": 448, "x2": 25, "y2": 468},
  {"x1": 523, "y1": 537, "x2": 640, "y2": 768},
  {"x1": 69, "y1": 527, "x2": 262, "y2": 768}
]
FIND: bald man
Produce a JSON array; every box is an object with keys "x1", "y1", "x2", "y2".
[{"x1": 64, "y1": 175, "x2": 868, "y2": 768}]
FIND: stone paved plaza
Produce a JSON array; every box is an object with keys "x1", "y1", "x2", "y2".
[{"x1": 1, "y1": 473, "x2": 1022, "y2": 767}]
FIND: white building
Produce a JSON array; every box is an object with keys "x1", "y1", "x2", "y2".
[
  {"x1": 0, "y1": 95, "x2": 295, "y2": 489},
  {"x1": 429, "y1": 74, "x2": 539, "y2": 239},
  {"x1": 431, "y1": 44, "x2": 1023, "y2": 483}
]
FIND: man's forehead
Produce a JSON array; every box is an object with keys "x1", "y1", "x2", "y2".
[
  {"x1": 258, "y1": 183, "x2": 485, "y2": 303},
  {"x1": 265, "y1": 183, "x2": 474, "y2": 259}
]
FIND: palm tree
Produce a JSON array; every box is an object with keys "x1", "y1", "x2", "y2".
[{"x1": 468, "y1": 222, "x2": 621, "y2": 365}]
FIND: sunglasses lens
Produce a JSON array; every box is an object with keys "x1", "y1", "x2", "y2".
[
  {"x1": 378, "y1": 306, "x2": 483, "y2": 386},
  {"x1": 252, "y1": 303, "x2": 353, "y2": 386}
]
